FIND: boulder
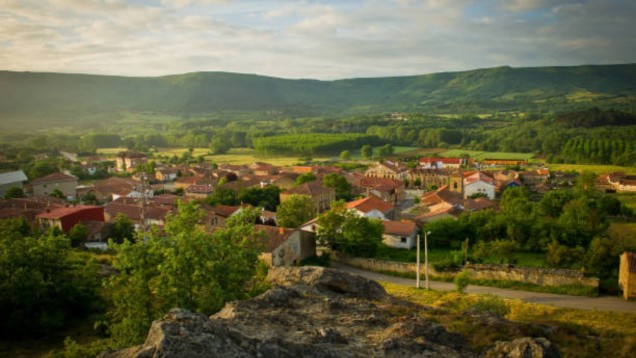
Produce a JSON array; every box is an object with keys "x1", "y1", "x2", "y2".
[{"x1": 484, "y1": 337, "x2": 560, "y2": 358}]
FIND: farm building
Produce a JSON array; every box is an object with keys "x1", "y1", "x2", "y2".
[
  {"x1": 36, "y1": 205, "x2": 104, "y2": 233},
  {"x1": 619, "y1": 252, "x2": 636, "y2": 300}
]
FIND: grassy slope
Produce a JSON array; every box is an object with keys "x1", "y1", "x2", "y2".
[
  {"x1": 2, "y1": 63, "x2": 636, "y2": 132},
  {"x1": 382, "y1": 282, "x2": 636, "y2": 357}
]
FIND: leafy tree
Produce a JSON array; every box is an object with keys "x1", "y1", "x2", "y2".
[
  {"x1": 316, "y1": 201, "x2": 383, "y2": 257},
  {"x1": 294, "y1": 172, "x2": 317, "y2": 186},
  {"x1": 106, "y1": 202, "x2": 265, "y2": 345},
  {"x1": 557, "y1": 198, "x2": 607, "y2": 247},
  {"x1": 50, "y1": 188, "x2": 66, "y2": 199},
  {"x1": 81, "y1": 191, "x2": 99, "y2": 205},
  {"x1": 546, "y1": 240, "x2": 584, "y2": 269},
  {"x1": 3, "y1": 186, "x2": 24, "y2": 199},
  {"x1": 538, "y1": 189, "x2": 574, "y2": 217},
  {"x1": 361, "y1": 144, "x2": 373, "y2": 159},
  {"x1": 339, "y1": 150, "x2": 351, "y2": 160},
  {"x1": 210, "y1": 136, "x2": 231, "y2": 155},
  {"x1": 206, "y1": 186, "x2": 239, "y2": 206},
  {"x1": 111, "y1": 213, "x2": 136, "y2": 244},
  {"x1": 276, "y1": 195, "x2": 316, "y2": 228},
  {"x1": 0, "y1": 234, "x2": 101, "y2": 337},
  {"x1": 238, "y1": 186, "x2": 281, "y2": 211},
  {"x1": 68, "y1": 223, "x2": 88, "y2": 247},
  {"x1": 322, "y1": 173, "x2": 353, "y2": 201}
]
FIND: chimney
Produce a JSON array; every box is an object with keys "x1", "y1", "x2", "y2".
[{"x1": 278, "y1": 227, "x2": 285, "y2": 234}]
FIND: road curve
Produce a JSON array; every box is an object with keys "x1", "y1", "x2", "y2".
[{"x1": 331, "y1": 262, "x2": 636, "y2": 313}]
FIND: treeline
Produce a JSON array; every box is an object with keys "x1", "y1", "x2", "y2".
[
  {"x1": 559, "y1": 137, "x2": 635, "y2": 165},
  {"x1": 555, "y1": 107, "x2": 636, "y2": 128},
  {"x1": 252, "y1": 133, "x2": 383, "y2": 156}
]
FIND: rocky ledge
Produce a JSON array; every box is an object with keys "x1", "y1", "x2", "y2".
[{"x1": 99, "y1": 266, "x2": 559, "y2": 358}]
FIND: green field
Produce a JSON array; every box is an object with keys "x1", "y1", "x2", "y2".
[
  {"x1": 547, "y1": 163, "x2": 636, "y2": 175},
  {"x1": 440, "y1": 149, "x2": 535, "y2": 161},
  {"x1": 617, "y1": 193, "x2": 636, "y2": 211}
]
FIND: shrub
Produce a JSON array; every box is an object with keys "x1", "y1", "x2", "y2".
[{"x1": 454, "y1": 270, "x2": 471, "y2": 293}]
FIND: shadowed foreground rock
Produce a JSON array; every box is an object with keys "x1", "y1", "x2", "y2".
[{"x1": 99, "y1": 266, "x2": 558, "y2": 358}]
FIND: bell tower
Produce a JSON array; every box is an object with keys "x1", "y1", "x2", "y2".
[{"x1": 449, "y1": 171, "x2": 464, "y2": 196}]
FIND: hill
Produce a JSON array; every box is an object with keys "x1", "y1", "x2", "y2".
[{"x1": 1, "y1": 63, "x2": 635, "y2": 131}]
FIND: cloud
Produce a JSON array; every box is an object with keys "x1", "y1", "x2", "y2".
[{"x1": 0, "y1": 0, "x2": 634, "y2": 79}]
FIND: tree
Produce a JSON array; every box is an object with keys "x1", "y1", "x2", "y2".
[
  {"x1": 112, "y1": 213, "x2": 136, "y2": 244},
  {"x1": 206, "y1": 186, "x2": 239, "y2": 206},
  {"x1": 50, "y1": 188, "x2": 66, "y2": 199},
  {"x1": 316, "y1": 201, "x2": 383, "y2": 257},
  {"x1": 276, "y1": 195, "x2": 316, "y2": 228},
  {"x1": 3, "y1": 186, "x2": 24, "y2": 199},
  {"x1": 339, "y1": 150, "x2": 351, "y2": 160},
  {"x1": 361, "y1": 144, "x2": 373, "y2": 159},
  {"x1": 294, "y1": 172, "x2": 317, "y2": 186},
  {"x1": 81, "y1": 191, "x2": 99, "y2": 205},
  {"x1": 68, "y1": 223, "x2": 88, "y2": 247},
  {"x1": 0, "y1": 234, "x2": 101, "y2": 338},
  {"x1": 238, "y1": 186, "x2": 281, "y2": 211},
  {"x1": 322, "y1": 173, "x2": 353, "y2": 201},
  {"x1": 106, "y1": 202, "x2": 265, "y2": 345}
]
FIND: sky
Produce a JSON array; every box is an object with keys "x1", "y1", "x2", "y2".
[{"x1": 1, "y1": 0, "x2": 635, "y2": 80}]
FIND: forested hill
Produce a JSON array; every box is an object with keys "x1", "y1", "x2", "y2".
[{"x1": 1, "y1": 63, "x2": 635, "y2": 123}]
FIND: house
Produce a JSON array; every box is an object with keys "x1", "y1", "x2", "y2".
[
  {"x1": 116, "y1": 151, "x2": 147, "y2": 173},
  {"x1": 520, "y1": 169, "x2": 549, "y2": 185},
  {"x1": 155, "y1": 167, "x2": 179, "y2": 182},
  {"x1": 365, "y1": 161, "x2": 409, "y2": 180},
  {"x1": 415, "y1": 205, "x2": 463, "y2": 224},
  {"x1": 419, "y1": 157, "x2": 463, "y2": 169},
  {"x1": 270, "y1": 174, "x2": 298, "y2": 191},
  {"x1": 480, "y1": 159, "x2": 527, "y2": 167},
  {"x1": 357, "y1": 177, "x2": 405, "y2": 205},
  {"x1": 36, "y1": 205, "x2": 104, "y2": 233},
  {"x1": 0, "y1": 196, "x2": 66, "y2": 222},
  {"x1": 463, "y1": 171, "x2": 496, "y2": 199},
  {"x1": 406, "y1": 168, "x2": 453, "y2": 189},
  {"x1": 420, "y1": 185, "x2": 463, "y2": 213},
  {"x1": 280, "y1": 181, "x2": 336, "y2": 213},
  {"x1": 607, "y1": 172, "x2": 636, "y2": 192},
  {"x1": 185, "y1": 184, "x2": 214, "y2": 199},
  {"x1": 104, "y1": 201, "x2": 171, "y2": 229},
  {"x1": 88, "y1": 176, "x2": 137, "y2": 202},
  {"x1": 250, "y1": 162, "x2": 279, "y2": 176},
  {"x1": 381, "y1": 220, "x2": 419, "y2": 249},
  {"x1": 206, "y1": 204, "x2": 241, "y2": 228},
  {"x1": 619, "y1": 252, "x2": 636, "y2": 300},
  {"x1": 30, "y1": 172, "x2": 78, "y2": 198},
  {"x1": 345, "y1": 194, "x2": 396, "y2": 221},
  {"x1": 0, "y1": 170, "x2": 28, "y2": 197},
  {"x1": 256, "y1": 225, "x2": 316, "y2": 267}
]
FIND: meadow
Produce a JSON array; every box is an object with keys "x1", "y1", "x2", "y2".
[
  {"x1": 440, "y1": 149, "x2": 535, "y2": 161},
  {"x1": 547, "y1": 163, "x2": 636, "y2": 174}
]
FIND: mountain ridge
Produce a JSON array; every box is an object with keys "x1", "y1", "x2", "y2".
[{"x1": 1, "y1": 63, "x2": 635, "y2": 129}]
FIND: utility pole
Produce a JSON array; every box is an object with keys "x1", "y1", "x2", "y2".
[
  {"x1": 425, "y1": 230, "x2": 431, "y2": 290},
  {"x1": 416, "y1": 231, "x2": 421, "y2": 288}
]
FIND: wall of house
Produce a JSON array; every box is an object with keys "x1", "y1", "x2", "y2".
[
  {"x1": 382, "y1": 232, "x2": 417, "y2": 249},
  {"x1": 271, "y1": 232, "x2": 317, "y2": 267},
  {"x1": 464, "y1": 181, "x2": 495, "y2": 199},
  {"x1": 619, "y1": 254, "x2": 636, "y2": 300},
  {"x1": 0, "y1": 182, "x2": 23, "y2": 197},
  {"x1": 33, "y1": 181, "x2": 77, "y2": 198},
  {"x1": 330, "y1": 252, "x2": 599, "y2": 289}
]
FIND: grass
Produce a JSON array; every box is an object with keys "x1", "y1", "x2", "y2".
[
  {"x1": 617, "y1": 193, "x2": 636, "y2": 212},
  {"x1": 381, "y1": 282, "x2": 636, "y2": 357},
  {"x1": 440, "y1": 149, "x2": 535, "y2": 161},
  {"x1": 375, "y1": 246, "x2": 546, "y2": 268},
  {"x1": 547, "y1": 163, "x2": 636, "y2": 175}
]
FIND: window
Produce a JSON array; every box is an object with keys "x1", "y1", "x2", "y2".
[{"x1": 400, "y1": 237, "x2": 407, "y2": 243}]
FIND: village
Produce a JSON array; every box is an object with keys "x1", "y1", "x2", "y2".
[{"x1": 1, "y1": 150, "x2": 635, "y2": 293}]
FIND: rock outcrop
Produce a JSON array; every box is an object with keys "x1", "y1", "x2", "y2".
[{"x1": 100, "y1": 266, "x2": 558, "y2": 358}]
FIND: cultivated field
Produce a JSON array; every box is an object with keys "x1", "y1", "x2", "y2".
[
  {"x1": 440, "y1": 149, "x2": 535, "y2": 161},
  {"x1": 547, "y1": 163, "x2": 636, "y2": 175}
]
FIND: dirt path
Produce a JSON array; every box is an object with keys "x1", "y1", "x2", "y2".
[{"x1": 331, "y1": 262, "x2": 636, "y2": 313}]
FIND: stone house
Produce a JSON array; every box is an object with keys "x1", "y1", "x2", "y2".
[
  {"x1": 419, "y1": 157, "x2": 463, "y2": 169},
  {"x1": 256, "y1": 225, "x2": 316, "y2": 267},
  {"x1": 619, "y1": 252, "x2": 636, "y2": 300},
  {"x1": 381, "y1": 220, "x2": 419, "y2": 249},
  {"x1": 116, "y1": 151, "x2": 147, "y2": 173},
  {"x1": 463, "y1": 171, "x2": 496, "y2": 199},
  {"x1": 280, "y1": 181, "x2": 335, "y2": 213},
  {"x1": 30, "y1": 172, "x2": 78, "y2": 198},
  {"x1": 0, "y1": 170, "x2": 28, "y2": 197},
  {"x1": 365, "y1": 161, "x2": 409, "y2": 180}
]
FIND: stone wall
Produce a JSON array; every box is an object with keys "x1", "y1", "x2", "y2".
[{"x1": 330, "y1": 251, "x2": 599, "y2": 290}]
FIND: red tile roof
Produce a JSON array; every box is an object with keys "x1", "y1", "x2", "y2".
[
  {"x1": 346, "y1": 194, "x2": 394, "y2": 214},
  {"x1": 255, "y1": 225, "x2": 295, "y2": 252},
  {"x1": 382, "y1": 220, "x2": 418, "y2": 237},
  {"x1": 36, "y1": 205, "x2": 102, "y2": 219},
  {"x1": 420, "y1": 157, "x2": 462, "y2": 164},
  {"x1": 286, "y1": 181, "x2": 333, "y2": 196},
  {"x1": 30, "y1": 172, "x2": 77, "y2": 185},
  {"x1": 421, "y1": 186, "x2": 462, "y2": 207}
]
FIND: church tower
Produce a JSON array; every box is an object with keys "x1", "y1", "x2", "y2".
[{"x1": 449, "y1": 171, "x2": 464, "y2": 196}]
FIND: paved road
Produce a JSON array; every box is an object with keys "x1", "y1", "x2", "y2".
[{"x1": 331, "y1": 262, "x2": 636, "y2": 313}]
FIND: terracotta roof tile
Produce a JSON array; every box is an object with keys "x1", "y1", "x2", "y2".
[
  {"x1": 345, "y1": 194, "x2": 394, "y2": 214},
  {"x1": 30, "y1": 172, "x2": 77, "y2": 185},
  {"x1": 382, "y1": 220, "x2": 418, "y2": 237}
]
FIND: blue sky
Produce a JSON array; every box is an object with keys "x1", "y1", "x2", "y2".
[{"x1": 1, "y1": 0, "x2": 634, "y2": 79}]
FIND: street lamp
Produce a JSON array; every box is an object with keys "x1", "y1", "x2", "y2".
[{"x1": 416, "y1": 230, "x2": 432, "y2": 289}]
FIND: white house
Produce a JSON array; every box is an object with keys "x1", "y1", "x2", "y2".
[
  {"x1": 381, "y1": 220, "x2": 419, "y2": 249},
  {"x1": 463, "y1": 171, "x2": 496, "y2": 200},
  {"x1": 345, "y1": 194, "x2": 396, "y2": 221}
]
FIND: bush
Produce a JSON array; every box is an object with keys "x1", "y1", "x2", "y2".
[
  {"x1": 454, "y1": 270, "x2": 471, "y2": 293},
  {"x1": 301, "y1": 252, "x2": 331, "y2": 267},
  {"x1": 464, "y1": 294, "x2": 510, "y2": 318}
]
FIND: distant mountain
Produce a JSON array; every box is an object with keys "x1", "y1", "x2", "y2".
[{"x1": 1, "y1": 64, "x2": 635, "y2": 127}]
